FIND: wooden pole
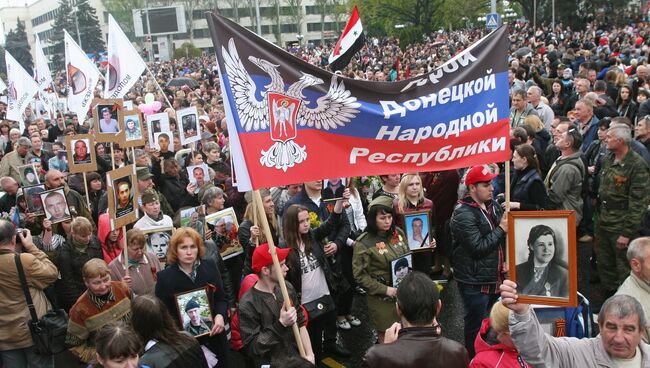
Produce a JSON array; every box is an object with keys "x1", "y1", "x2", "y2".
[
  {"x1": 122, "y1": 225, "x2": 129, "y2": 275},
  {"x1": 110, "y1": 143, "x2": 116, "y2": 170},
  {"x1": 504, "y1": 161, "x2": 511, "y2": 265},
  {"x1": 82, "y1": 172, "x2": 91, "y2": 209},
  {"x1": 252, "y1": 189, "x2": 306, "y2": 357}
]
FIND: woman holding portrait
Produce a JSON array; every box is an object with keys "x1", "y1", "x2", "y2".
[
  {"x1": 352, "y1": 195, "x2": 410, "y2": 343},
  {"x1": 108, "y1": 228, "x2": 162, "y2": 296},
  {"x1": 515, "y1": 224, "x2": 568, "y2": 298},
  {"x1": 155, "y1": 227, "x2": 230, "y2": 367}
]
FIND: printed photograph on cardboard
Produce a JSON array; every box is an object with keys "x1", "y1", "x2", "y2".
[{"x1": 39, "y1": 188, "x2": 71, "y2": 224}]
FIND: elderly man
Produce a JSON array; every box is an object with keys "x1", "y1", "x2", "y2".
[
  {"x1": 500, "y1": 280, "x2": 650, "y2": 367},
  {"x1": 597, "y1": 124, "x2": 650, "y2": 301},
  {"x1": 527, "y1": 86, "x2": 554, "y2": 130},
  {"x1": 363, "y1": 272, "x2": 469, "y2": 367},
  {"x1": 0, "y1": 176, "x2": 19, "y2": 213},
  {"x1": 510, "y1": 89, "x2": 539, "y2": 128},
  {"x1": 0, "y1": 137, "x2": 33, "y2": 182},
  {"x1": 616, "y1": 237, "x2": 650, "y2": 343},
  {"x1": 545, "y1": 121, "x2": 585, "y2": 224},
  {"x1": 574, "y1": 99, "x2": 600, "y2": 151}
]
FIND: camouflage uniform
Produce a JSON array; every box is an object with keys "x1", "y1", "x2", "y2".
[{"x1": 597, "y1": 149, "x2": 650, "y2": 291}]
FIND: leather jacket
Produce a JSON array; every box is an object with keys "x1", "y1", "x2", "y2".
[{"x1": 363, "y1": 326, "x2": 469, "y2": 368}]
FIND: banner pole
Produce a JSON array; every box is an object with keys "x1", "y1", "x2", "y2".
[
  {"x1": 504, "y1": 161, "x2": 511, "y2": 266},
  {"x1": 252, "y1": 189, "x2": 306, "y2": 358},
  {"x1": 110, "y1": 142, "x2": 116, "y2": 170},
  {"x1": 122, "y1": 225, "x2": 129, "y2": 276},
  {"x1": 144, "y1": 66, "x2": 174, "y2": 112}
]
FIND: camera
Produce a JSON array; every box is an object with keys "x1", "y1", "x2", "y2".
[{"x1": 15, "y1": 228, "x2": 23, "y2": 244}]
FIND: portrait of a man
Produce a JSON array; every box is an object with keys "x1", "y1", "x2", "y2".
[
  {"x1": 187, "y1": 164, "x2": 209, "y2": 189},
  {"x1": 404, "y1": 212, "x2": 430, "y2": 250},
  {"x1": 24, "y1": 185, "x2": 45, "y2": 215},
  {"x1": 98, "y1": 105, "x2": 119, "y2": 133},
  {"x1": 154, "y1": 132, "x2": 173, "y2": 153},
  {"x1": 72, "y1": 139, "x2": 91, "y2": 164},
  {"x1": 113, "y1": 177, "x2": 133, "y2": 218},
  {"x1": 146, "y1": 229, "x2": 172, "y2": 261},
  {"x1": 515, "y1": 224, "x2": 569, "y2": 298},
  {"x1": 124, "y1": 115, "x2": 142, "y2": 141},
  {"x1": 19, "y1": 165, "x2": 39, "y2": 186},
  {"x1": 391, "y1": 254, "x2": 412, "y2": 288},
  {"x1": 183, "y1": 299, "x2": 213, "y2": 337},
  {"x1": 182, "y1": 114, "x2": 197, "y2": 139},
  {"x1": 40, "y1": 189, "x2": 71, "y2": 224}
]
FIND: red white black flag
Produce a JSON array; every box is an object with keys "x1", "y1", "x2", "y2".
[{"x1": 328, "y1": 5, "x2": 365, "y2": 72}]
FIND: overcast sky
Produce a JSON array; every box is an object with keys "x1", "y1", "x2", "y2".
[{"x1": 0, "y1": 0, "x2": 38, "y2": 8}]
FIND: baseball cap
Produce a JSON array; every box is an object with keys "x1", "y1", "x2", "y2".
[
  {"x1": 136, "y1": 167, "x2": 154, "y2": 181},
  {"x1": 252, "y1": 243, "x2": 290, "y2": 273},
  {"x1": 465, "y1": 165, "x2": 498, "y2": 186}
]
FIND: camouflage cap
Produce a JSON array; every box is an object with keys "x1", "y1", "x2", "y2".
[{"x1": 141, "y1": 188, "x2": 159, "y2": 205}]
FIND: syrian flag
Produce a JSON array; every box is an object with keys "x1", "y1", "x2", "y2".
[
  {"x1": 105, "y1": 14, "x2": 146, "y2": 98},
  {"x1": 64, "y1": 29, "x2": 100, "y2": 120},
  {"x1": 328, "y1": 5, "x2": 365, "y2": 72}
]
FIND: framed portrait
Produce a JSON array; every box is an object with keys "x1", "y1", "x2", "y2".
[
  {"x1": 174, "y1": 287, "x2": 214, "y2": 338},
  {"x1": 146, "y1": 112, "x2": 170, "y2": 145},
  {"x1": 56, "y1": 98, "x2": 67, "y2": 113},
  {"x1": 186, "y1": 164, "x2": 209, "y2": 192},
  {"x1": 403, "y1": 210, "x2": 431, "y2": 250},
  {"x1": 177, "y1": 106, "x2": 201, "y2": 145},
  {"x1": 391, "y1": 253, "x2": 412, "y2": 288},
  {"x1": 322, "y1": 178, "x2": 347, "y2": 201},
  {"x1": 24, "y1": 184, "x2": 46, "y2": 216},
  {"x1": 18, "y1": 164, "x2": 40, "y2": 186},
  {"x1": 65, "y1": 134, "x2": 97, "y2": 174},
  {"x1": 205, "y1": 207, "x2": 242, "y2": 259},
  {"x1": 120, "y1": 110, "x2": 145, "y2": 148},
  {"x1": 142, "y1": 226, "x2": 174, "y2": 264},
  {"x1": 180, "y1": 206, "x2": 205, "y2": 238},
  {"x1": 106, "y1": 165, "x2": 139, "y2": 229},
  {"x1": 92, "y1": 98, "x2": 124, "y2": 143},
  {"x1": 39, "y1": 188, "x2": 71, "y2": 224},
  {"x1": 153, "y1": 131, "x2": 174, "y2": 152},
  {"x1": 508, "y1": 210, "x2": 577, "y2": 307},
  {"x1": 123, "y1": 100, "x2": 134, "y2": 110}
]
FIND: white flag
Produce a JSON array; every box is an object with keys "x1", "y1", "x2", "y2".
[
  {"x1": 64, "y1": 30, "x2": 99, "y2": 119},
  {"x1": 34, "y1": 35, "x2": 53, "y2": 89},
  {"x1": 0, "y1": 78, "x2": 6, "y2": 93},
  {"x1": 105, "y1": 14, "x2": 146, "y2": 98},
  {"x1": 5, "y1": 51, "x2": 39, "y2": 130}
]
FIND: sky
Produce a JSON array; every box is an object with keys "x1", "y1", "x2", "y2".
[{"x1": 0, "y1": 0, "x2": 38, "y2": 7}]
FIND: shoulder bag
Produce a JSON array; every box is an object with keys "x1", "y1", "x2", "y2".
[{"x1": 15, "y1": 254, "x2": 68, "y2": 355}]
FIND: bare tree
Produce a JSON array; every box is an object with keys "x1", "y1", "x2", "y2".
[{"x1": 286, "y1": 0, "x2": 303, "y2": 44}]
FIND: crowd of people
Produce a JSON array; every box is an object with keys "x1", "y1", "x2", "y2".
[{"x1": 0, "y1": 13, "x2": 649, "y2": 368}]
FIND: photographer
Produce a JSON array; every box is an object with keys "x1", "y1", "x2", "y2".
[{"x1": 0, "y1": 221, "x2": 58, "y2": 367}]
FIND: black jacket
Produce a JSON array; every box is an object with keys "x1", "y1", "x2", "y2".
[
  {"x1": 285, "y1": 212, "x2": 342, "y2": 302},
  {"x1": 450, "y1": 197, "x2": 506, "y2": 285},
  {"x1": 239, "y1": 219, "x2": 280, "y2": 276},
  {"x1": 158, "y1": 174, "x2": 197, "y2": 212},
  {"x1": 55, "y1": 237, "x2": 103, "y2": 311},
  {"x1": 140, "y1": 340, "x2": 209, "y2": 368},
  {"x1": 155, "y1": 259, "x2": 230, "y2": 368}
]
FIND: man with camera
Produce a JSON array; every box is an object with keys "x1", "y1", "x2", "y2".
[{"x1": 0, "y1": 220, "x2": 58, "y2": 367}]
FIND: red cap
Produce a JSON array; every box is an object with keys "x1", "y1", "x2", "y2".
[
  {"x1": 252, "y1": 243, "x2": 290, "y2": 273},
  {"x1": 465, "y1": 165, "x2": 498, "y2": 186}
]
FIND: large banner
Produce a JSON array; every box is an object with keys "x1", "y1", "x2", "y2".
[{"x1": 207, "y1": 13, "x2": 510, "y2": 191}]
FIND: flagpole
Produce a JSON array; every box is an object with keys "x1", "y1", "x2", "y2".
[
  {"x1": 504, "y1": 161, "x2": 510, "y2": 266},
  {"x1": 144, "y1": 66, "x2": 174, "y2": 113},
  {"x1": 252, "y1": 189, "x2": 306, "y2": 358}
]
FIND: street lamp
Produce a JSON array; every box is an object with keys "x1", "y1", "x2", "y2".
[{"x1": 296, "y1": 34, "x2": 304, "y2": 46}]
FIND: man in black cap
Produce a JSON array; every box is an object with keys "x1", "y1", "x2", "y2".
[{"x1": 184, "y1": 299, "x2": 213, "y2": 336}]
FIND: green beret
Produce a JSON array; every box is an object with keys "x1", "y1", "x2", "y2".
[
  {"x1": 369, "y1": 195, "x2": 394, "y2": 210},
  {"x1": 141, "y1": 188, "x2": 159, "y2": 205}
]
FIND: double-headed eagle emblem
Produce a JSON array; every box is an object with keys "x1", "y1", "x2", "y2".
[{"x1": 221, "y1": 38, "x2": 361, "y2": 172}]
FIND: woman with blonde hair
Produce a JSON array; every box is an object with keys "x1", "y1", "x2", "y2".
[
  {"x1": 393, "y1": 174, "x2": 437, "y2": 249},
  {"x1": 155, "y1": 227, "x2": 230, "y2": 367},
  {"x1": 470, "y1": 302, "x2": 530, "y2": 367}
]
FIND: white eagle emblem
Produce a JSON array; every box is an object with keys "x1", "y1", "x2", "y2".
[{"x1": 221, "y1": 38, "x2": 361, "y2": 172}]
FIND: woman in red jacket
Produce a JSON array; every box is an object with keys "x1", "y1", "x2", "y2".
[{"x1": 470, "y1": 301, "x2": 530, "y2": 367}]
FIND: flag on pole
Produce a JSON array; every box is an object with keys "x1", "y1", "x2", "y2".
[
  {"x1": 105, "y1": 14, "x2": 146, "y2": 98},
  {"x1": 328, "y1": 5, "x2": 365, "y2": 72},
  {"x1": 34, "y1": 35, "x2": 55, "y2": 117},
  {"x1": 5, "y1": 51, "x2": 39, "y2": 130},
  {"x1": 207, "y1": 13, "x2": 510, "y2": 191},
  {"x1": 64, "y1": 30, "x2": 100, "y2": 120}
]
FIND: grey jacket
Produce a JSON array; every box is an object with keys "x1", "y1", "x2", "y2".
[
  {"x1": 509, "y1": 307, "x2": 650, "y2": 368},
  {"x1": 545, "y1": 151, "x2": 584, "y2": 223}
]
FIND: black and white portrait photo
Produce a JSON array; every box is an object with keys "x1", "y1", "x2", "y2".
[
  {"x1": 177, "y1": 106, "x2": 201, "y2": 145},
  {"x1": 143, "y1": 227, "x2": 173, "y2": 263},
  {"x1": 509, "y1": 211, "x2": 577, "y2": 306}
]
